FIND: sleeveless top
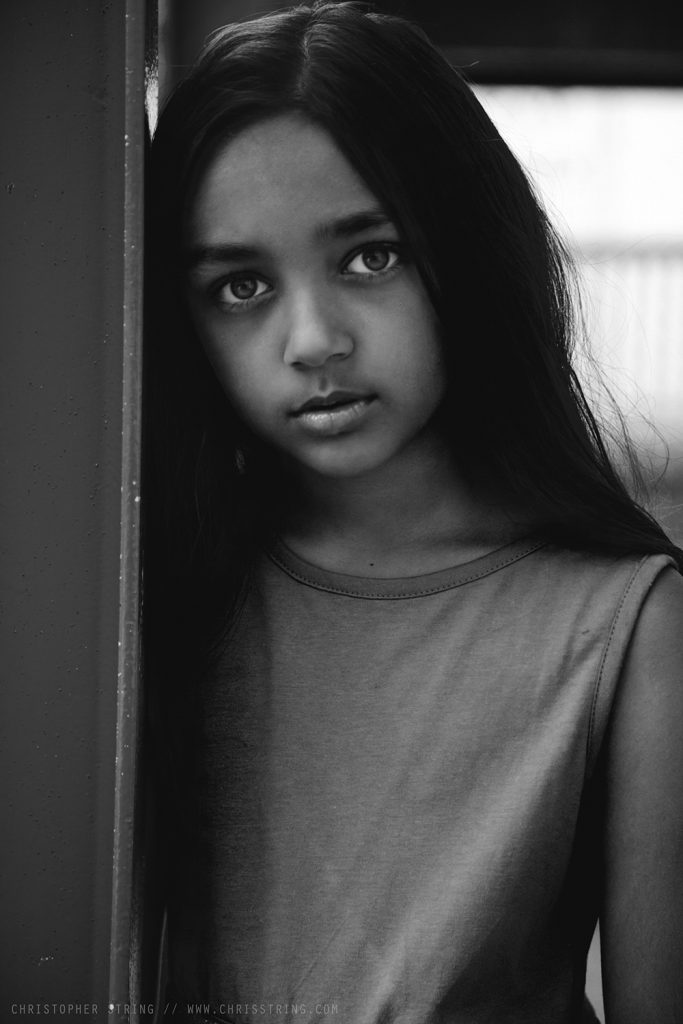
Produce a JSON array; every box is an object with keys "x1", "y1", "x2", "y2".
[{"x1": 166, "y1": 538, "x2": 675, "y2": 1023}]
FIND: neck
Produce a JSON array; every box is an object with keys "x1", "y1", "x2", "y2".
[{"x1": 278, "y1": 434, "x2": 523, "y2": 577}]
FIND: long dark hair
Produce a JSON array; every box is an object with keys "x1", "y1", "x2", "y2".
[
  {"x1": 145, "y1": 0, "x2": 682, "y2": 627},
  {"x1": 142, "y1": 3, "x2": 682, "y2": 942}
]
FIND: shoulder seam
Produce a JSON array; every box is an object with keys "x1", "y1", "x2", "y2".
[{"x1": 585, "y1": 554, "x2": 674, "y2": 778}]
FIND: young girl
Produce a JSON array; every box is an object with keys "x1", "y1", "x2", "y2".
[{"x1": 144, "y1": 4, "x2": 683, "y2": 1022}]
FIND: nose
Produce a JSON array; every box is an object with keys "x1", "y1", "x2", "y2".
[{"x1": 282, "y1": 286, "x2": 354, "y2": 368}]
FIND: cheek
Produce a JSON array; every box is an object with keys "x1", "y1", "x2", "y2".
[
  {"x1": 391, "y1": 300, "x2": 445, "y2": 395},
  {"x1": 202, "y1": 339, "x2": 240, "y2": 397},
  {"x1": 206, "y1": 343, "x2": 278, "y2": 436},
  {"x1": 194, "y1": 318, "x2": 249, "y2": 397},
  {"x1": 188, "y1": 303, "x2": 275, "y2": 435}
]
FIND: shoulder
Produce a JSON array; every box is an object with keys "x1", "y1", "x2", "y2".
[
  {"x1": 515, "y1": 545, "x2": 677, "y2": 638},
  {"x1": 520, "y1": 541, "x2": 673, "y2": 586},
  {"x1": 603, "y1": 562, "x2": 683, "y2": 823},
  {"x1": 607, "y1": 563, "x2": 683, "y2": 748},
  {"x1": 526, "y1": 546, "x2": 679, "y2": 639},
  {"x1": 599, "y1": 564, "x2": 683, "y2": 1022},
  {"x1": 619, "y1": 562, "x2": 683, "y2": 668},
  {"x1": 604, "y1": 563, "x2": 683, "y2": 806}
]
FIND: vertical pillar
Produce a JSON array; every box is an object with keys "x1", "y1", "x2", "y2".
[{"x1": 0, "y1": 0, "x2": 148, "y2": 1013}]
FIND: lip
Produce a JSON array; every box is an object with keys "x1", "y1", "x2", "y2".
[
  {"x1": 293, "y1": 389, "x2": 372, "y2": 415},
  {"x1": 291, "y1": 392, "x2": 376, "y2": 436}
]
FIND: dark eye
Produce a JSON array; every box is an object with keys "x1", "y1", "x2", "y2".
[
  {"x1": 230, "y1": 278, "x2": 260, "y2": 300},
  {"x1": 215, "y1": 275, "x2": 271, "y2": 308},
  {"x1": 344, "y1": 245, "x2": 401, "y2": 276}
]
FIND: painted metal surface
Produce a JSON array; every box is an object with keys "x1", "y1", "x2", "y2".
[
  {"x1": 0, "y1": 0, "x2": 146, "y2": 1013},
  {"x1": 109, "y1": 1, "x2": 148, "y2": 1016}
]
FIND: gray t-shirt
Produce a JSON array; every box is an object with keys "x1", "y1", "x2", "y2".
[{"x1": 168, "y1": 538, "x2": 674, "y2": 1023}]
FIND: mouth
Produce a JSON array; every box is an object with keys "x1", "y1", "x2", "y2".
[
  {"x1": 291, "y1": 390, "x2": 376, "y2": 436},
  {"x1": 293, "y1": 390, "x2": 373, "y2": 415}
]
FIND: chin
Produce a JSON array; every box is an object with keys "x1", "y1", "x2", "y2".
[{"x1": 296, "y1": 446, "x2": 398, "y2": 481}]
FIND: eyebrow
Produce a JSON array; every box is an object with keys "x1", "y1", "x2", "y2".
[
  {"x1": 185, "y1": 242, "x2": 262, "y2": 270},
  {"x1": 314, "y1": 208, "x2": 393, "y2": 242},
  {"x1": 185, "y1": 208, "x2": 394, "y2": 270}
]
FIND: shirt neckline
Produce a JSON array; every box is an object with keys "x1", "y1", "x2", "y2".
[{"x1": 266, "y1": 535, "x2": 547, "y2": 600}]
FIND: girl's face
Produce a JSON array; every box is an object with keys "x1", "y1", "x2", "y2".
[{"x1": 185, "y1": 114, "x2": 446, "y2": 483}]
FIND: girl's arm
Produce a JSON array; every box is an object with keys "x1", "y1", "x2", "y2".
[{"x1": 600, "y1": 567, "x2": 683, "y2": 1024}]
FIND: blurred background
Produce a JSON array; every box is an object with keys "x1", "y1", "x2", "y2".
[{"x1": 158, "y1": 0, "x2": 683, "y2": 547}]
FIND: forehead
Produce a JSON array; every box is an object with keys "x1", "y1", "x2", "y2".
[{"x1": 186, "y1": 114, "x2": 379, "y2": 245}]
